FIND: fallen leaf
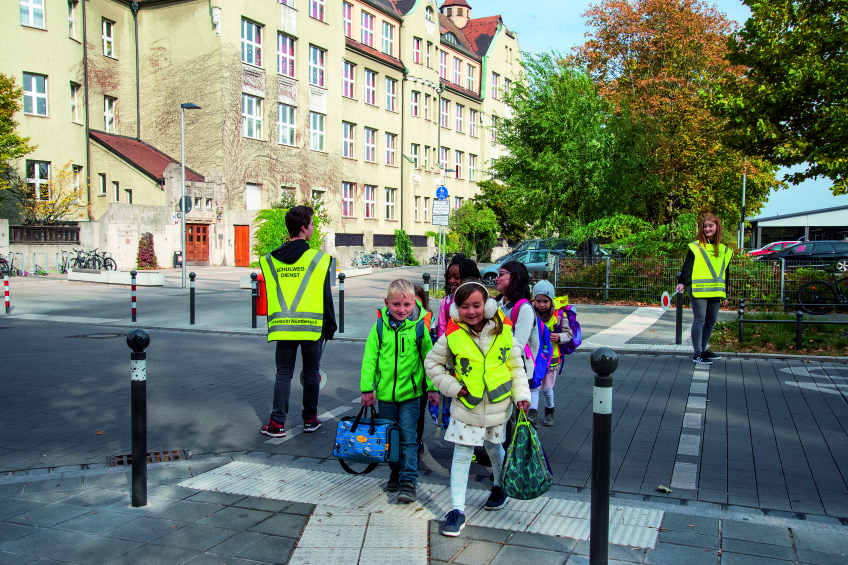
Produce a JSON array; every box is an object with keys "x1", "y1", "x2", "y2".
[
  {"x1": 656, "y1": 485, "x2": 673, "y2": 493},
  {"x1": 96, "y1": 431, "x2": 105, "y2": 435}
]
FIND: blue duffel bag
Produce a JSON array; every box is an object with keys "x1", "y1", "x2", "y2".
[{"x1": 333, "y1": 406, "x2": 400, "y2": 475}]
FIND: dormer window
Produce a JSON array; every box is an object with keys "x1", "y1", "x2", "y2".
[{"x1": 443, "y1": 32, "x2": 459, "y2": 46}]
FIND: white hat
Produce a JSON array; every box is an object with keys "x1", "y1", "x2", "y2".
[{"x1": 532, "y1": 280, "x2": 555, "y2": 301}]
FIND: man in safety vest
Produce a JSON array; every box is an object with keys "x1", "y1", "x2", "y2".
[{"x1": 259, "y1": 206, "x2": 337, "y2": 437}]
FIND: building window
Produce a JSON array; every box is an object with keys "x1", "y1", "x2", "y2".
[
  {"x1": 385, "y1": 77, "x2": 397, "y2": 111},
  {"x1": 454, "y1": 196, "x2": 463, "y2": 209},
  {"x1": 385, "y1": 188, "x2": 396, "y2": 220},
  {"x1": 504, "y1": 78, "x2": 512, "y2": 95},
  {"x1": 277, "y1": 34, "x2": 295, "y2": 77},
  {"x1": 382, "y1": 22, "x2": 394, "y2": 56},
  {"x1": 280, "y1": 0, "x2": 295, "y2": 6},
  {"x1": 424, "y1": 197, "x2": 429, "y2": 221},
  {"x1": 125, "y1": 189, "x2": 133, "y2": 204},
  {"x1": 491, "y1": 115, "x2": 498, "y2": 142},
  {"x1": 242, "y1": 94, "x2": 262, "y2": 139},
  {"x1": 440, "y1": 99, "x2": 449, "y2": 128},
  {"x1": 342, "y1": 182, "x2": 354, "y2": 217},
  {"x1": 281, "y1": 185, "x2": 296, "y2": 204},
  {"x1": 104, "y1": 96, "x2": 116, "y2": 132},
  {"x1": 469, "y1": 109, "x2": 477, "y2": 137},
  {"x1": 112, "y1": 180, "x2": 120, "y2": 202},
  {"x1": 455, "y1": 150, "x2": 463, "y2": 178},
  {"x1": 411, "y1": 91, "x2": 420, "y2": 117},
  {"x1": 364, "y1": 70, "x2": 376, "y2": 105},
  {"x1": 385, "y1": 133, "x2": 397, "y2": 166},
  {"x1": 361, "y1": 12, "x2": 374, "y2": 47},
  {"x1": 469, "y1": 154, "x2": 477, "y2": 181},
  {"x1": 310, "y1": 188, "x2": 324, "y2": 204},
  {"x1": 246, "y1": 182, "x2": 261, "y2": 210},
  {"x1": 491, "y1": 72, "x2": 499, "y2": 99},
  {"x1": 410, "y1": 143, "x2": 419, "y2": 168},
  {"x1": 426, "y1": 42, "x2": 432, "y2": 68},
  {"x1": 425, "y1": 6, "x2": 434, "y2": 22},
  {"x1": 413, "y1": 37, "x2": 421, "y2": 64},
  {"x1": 20, "y1": 0, "x2": 45, "y2": 28},
  {"x1": 343, "y1": 2, "x2": 353, "y2": 37},
  {"x1": 102, "y1": 19, "x2": 115, "y2": 57},
  {"x1": 453, "y1": 57, "x2": 461, "y2": 84},
  {"x1": 423, "y1": 145, "x2": 430, "y2": 169},
  {"x1": 424, "y1": 94, "x2": 431, "y2": 120},
  {"x1": 414, "y1": 197, "x2": 421, "y2": 221},
  {"x1": 70, "y1": 83, "x2": 80, "y2": 122},
  {"x1": 98, "y1": 173, "x2": 106, "y2": 195},
  {"x1": 22, "y1": 73, "x2": 47, "y2": 116},
  {"x1": 68, "y1": 1, "x2": 77, "y2": 38},
  {"x1": 467, "y1": 64, "x2": 476, "y2": 91},
  {"x1": 309, "y1": 111, "x2": 325, "y2": 151},
  {"x1": 455, "y1": 104, "x2": 464, "y2": 133},
  {"x1": 364, "y1": 127, "x2": 376, "y2": 162},
  {"x1": 343, "y1": 61, "x2": 356, "y2": 98},
  {"x1": 439, "y1": 50, "x2": 447, "y2": 79},
  {"x1": 72, "y1": 165, "x2": 82, "y2": 197},
  {"x1": 310, "y1": 0, "x2": 325, "y2": 22},
  {"x1": 26, "y1": 160, "x2": 50, "y2": 201},
  {"x1": 205, "y1": 197, "x2": 213, "y2": 211},
  {"x1": 277, "y1": 103, "x2": 295, "y2": 145},
  {"x1": 241, "y1": 19, "x2": 262, "y2": 66},
  {"x1": 342, "y1": 121, "x2": 355, "y2": 158},
  {"x1": 439, "y1": 147, "x2": 449, "y2": 170},
  {"x1": 364, "y1": 184, "x2": 376, "y2": 218},
  {"x1": 309, "y1": 45, "x2": 325, "y2": 87}
]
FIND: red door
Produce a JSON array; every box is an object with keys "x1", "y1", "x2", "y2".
[
  {"x1": 234, "y1": 225, "x2": 250, "y2": 267},
  {"x1": 186, "y1": 224, "x2": 209, "y2": 265}
]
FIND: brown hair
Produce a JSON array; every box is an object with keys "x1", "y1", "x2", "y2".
[
  {"x1": 453, "y1": 279, "x2": 503, "y2": 335},
  {"x1": 413, "y1": 283, "x2": 429, "y2": 311},
  {"x1": 697, "y1": 214, "x2": 723, "y2": 257}
]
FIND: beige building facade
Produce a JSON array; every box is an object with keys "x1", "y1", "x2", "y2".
[{"x1": 2, "y1": 0, "x2": 521, "y2": 266}]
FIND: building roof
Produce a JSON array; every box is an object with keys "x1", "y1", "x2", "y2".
[
  {"x1": 441, "y1": 0, "x2": 472, "y2": 8},
  {"x1": 344, "y1": 37, "x2": 405, "y2": 71},
  {"x1": 394, "y1": 0, "x2": 417, "y2": 15},
  {"x1": 750, "y1": 205, "x2": 848, "y2": 223},
  {"x1": 361, "y1": 0, "x2": 402, "y2": 19},
  {"x1": 90, "y1": 131, "x2": 205, "y2": 183},
  {"x1": 439, "y1": 13, "x2": 480, "y2": 60},
  {"x1": 461, "y1": 15, "x2": 504, "y2": 57}
]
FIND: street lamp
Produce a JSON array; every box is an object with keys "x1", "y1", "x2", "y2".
[{"x1": 180, "y1": 102, "x2": 201, "y2": 289}]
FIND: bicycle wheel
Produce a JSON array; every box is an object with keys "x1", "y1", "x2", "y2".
[
  {"x1": 103, "y1": 257, "x2": 117, "y2": 271},
  {"x1": 90, "y1": 256, "x2": 103, "y2": 270},
  {"x1": 798, "y1": 280, "x2": 837, "y2": 315},
  {"x1": 0, "y1": 259, "x2": 8, "y2": 277}
]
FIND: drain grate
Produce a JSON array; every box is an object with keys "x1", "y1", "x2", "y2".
[
  {"x1": 108, "y1": 449, "x2": 190, "y2": 467},
  {"x1": 68, "y1": 333, "x2": 126, "y2": 339}
]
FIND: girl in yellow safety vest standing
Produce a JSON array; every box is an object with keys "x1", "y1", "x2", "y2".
[
  {"x1": 676, "y1": 214, "x2": 732, "y2": 365},
  {"x1": 425, "y1": 280, "x2": 531, "y2": 536}
]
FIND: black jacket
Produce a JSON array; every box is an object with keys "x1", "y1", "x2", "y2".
[{"x1": 269, "y1": 239, "x2": 337, "y2": 340}]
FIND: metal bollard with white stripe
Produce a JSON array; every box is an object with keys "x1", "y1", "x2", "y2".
[
  {"x1": 4, "y1": 275, "x2": 9, "y2": 314},
  {"x1": 250, "y1": 272, "x2": 258, "y2": 328},
  {"x1": 130, "y1": 270, "x2": 137, "y2": 322},
  {"x1": 423, "y1": 272, "x2": 430, "y2": 302},
  {"x1": 589, "y1": 346, "x2": 618, "y2": 565},
  {"x1": 189, "y1": 272, "x2": 196, "y2": 325},
  {"x1": 338, "y1": 272, "x2": 345, "y2": 333},
  {"x1": 127, "y1": 329, "x2": 151, "y2": 507}
]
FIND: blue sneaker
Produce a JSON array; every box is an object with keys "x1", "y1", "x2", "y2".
[
  {"x1": 442, "y1": 509, "x2": 465, "y2": 536},
  {"x1": 485, "y1": 486, "x2": 508, "y2": 510}
]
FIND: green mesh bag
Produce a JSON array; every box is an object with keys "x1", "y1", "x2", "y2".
[{"x1": 500, "y1": 411, "x2": 553, "y2": 500}]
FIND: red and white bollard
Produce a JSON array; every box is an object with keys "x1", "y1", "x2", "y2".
[
  {"x1": 130, "y1": 270, "x2": 137, "y2": 322},
  {"x1": 4, "y1": 275, "x2": 9, "y2": 314}
]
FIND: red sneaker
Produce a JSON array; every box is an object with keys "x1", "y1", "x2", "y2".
[{"x1": 260, "y1": 419, "x2": 285, "y2": 437}]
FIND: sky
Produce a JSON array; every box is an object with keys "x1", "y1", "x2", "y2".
[{"x1": 479, "y1": 0, "x2": 848, "y2": 218}]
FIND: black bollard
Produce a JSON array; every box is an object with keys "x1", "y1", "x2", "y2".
[
  {"x1": 130, "y1": 270, "x2": 137, "y2": 323},
  {"x1": 338, "y1": 272, "x2": 345, "y2": 333},
  {"x1": 189, "y1": 272, "x2": 196, "y2": 325},
  {"x1": 738, "y1": 299, "x2": 745, "y2": 343},
  {"x1": 250, "y1": 273, "x2": 258, "y2": 328},
  {"x1": 589, "y1": 347, "x2": 618, "y2": 565},
  {"x1": 796, "y1": 310, "x2": 803, "y2": 351},
  {"x1": 423, "y1": 272, "x2": 430, "y2": 302},
  {"x1": 127, "y1": 329, "x2": 151, "y2": 507},
  {"x1": 675, "y1": 292, "x2": 683, "y2": 345}
]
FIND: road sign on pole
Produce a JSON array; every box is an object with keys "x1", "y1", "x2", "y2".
[
  {"x1": 432, "y1": 199, "x2": 450, "y2": 226},
  {"x1": 436, "y1": 186, "x2": 448, "y2": 200}
]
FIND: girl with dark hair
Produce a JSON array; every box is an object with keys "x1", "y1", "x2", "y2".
[{"x1": 436, "y1": 256, "x2": 481, "y2": 339}]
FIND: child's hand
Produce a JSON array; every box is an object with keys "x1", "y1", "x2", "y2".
[
  {"x1": 516, "y1": 400, "x2": 530, "y2": 414},
  {"x1": 427, "y1": 391, "x2": 440, "y2": 406},
  {"x1": 457, "y1": 386, "x2": 469, "y2": 398},
  {"x1": 361, "y1": 392, "x2": 376, "y2": 407},
  {"x1": 550, "y1": 333, "x2": 560, "y2": 343}
]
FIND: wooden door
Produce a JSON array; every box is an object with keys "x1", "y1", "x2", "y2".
[
  {"x1": 186, "y1": 224, "x2": 210, "y2": 265},
  {"x1": 234, "y1": 225, "x2": 250, "y2": 267}
]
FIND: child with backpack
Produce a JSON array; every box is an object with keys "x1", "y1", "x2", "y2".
[
  {"x1": 361, "y1": 279, "x2": 440, "y2": 504},
  {"x1": 531, "y1": 280, "x2": 575, "y2": 426},
  {"x1": 424, "y1": 280, "x2": 530, "y2": 536}
]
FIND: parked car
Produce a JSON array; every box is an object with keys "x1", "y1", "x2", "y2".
[
  {"x1": 760, "y1": 240, "x2": 848, "y2": 271},
  {"x1": 493, "y1": 238, "x2": 610, "y2": 262},
  {"x1": 480, "y1": 250, "x2": 572, "y2": 285},
  {"x1": 746, "y1": 241, "x2": 800, "y2": 257}
]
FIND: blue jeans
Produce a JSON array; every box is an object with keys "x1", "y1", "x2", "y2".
[
  {"x1": 270, "y1": 338, "x2": 323, "y2": 425},
  {"x1": 378, "y1": 398, "x2": 420, "y2": 486}
]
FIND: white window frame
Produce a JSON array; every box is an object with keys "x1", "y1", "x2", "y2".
[
  {"x1": 98, "y1": 173, "x2": 106, "y2": 195},
  {"x1": 364, "y1": 127, "x2": 377, "y2": 162},
  {"x1": 439, "y1": 147, "x2": 448, "y2": 170},
  {"x1": 277, "y1": 103, "x2": 295, "y2": 146},
  {"x1": 423, "y1": 145, "x2": 430, "y2": 169},
  {"x1": 385, "y1": 188, "x2": 396, "y2": 220},
  {"x1": 467, "y1": 63, "x2": 475, "y2": 91},
  {"x1": 70, "y1": 83, "x2": 80, "y2": 122},
  {"x1": 491, "y1": 115, "x2": 498, "y2": 142},
  {"x1": 343, "y1": 2, "x2": 353, "y2": 37},
  {"x1": 309, "y1": 111, "x2": 325, "y2": 151},
  {"x1": 361, "y1": 12, "x2": 374, "y2": 47},
  {"x1": 414, "y1": 196, "x2": 420, "y2": 221},
  {"x1": 342, "y1": 121, "x2": 355, "y2": 158},
  {"x1": 410, "y1": 143, "x2": 419, "y2": 168},
  {"x1": 424, "y1": 197, "x2": 429, "y2": 221},
  {"x1": 385, "y1": 133, "x2": 397, "y2": 166},
  {"x1": 342, "y1": 181, "x2": 355, "y2": 217},
  {"x1": 310, "y1": 0, "x2": 325, "y2": 22},
  {"x1": 277, "y1": 33, "x2": 295, "y2": 77},
  {"x1": 491, "y1": 72, "x2": 499, "y2": 99},
  {"x1": 385, "y1": 77, "x2": 397, "y2": 111},
  {"x1": 22, "y1": 73, "x2": 48, "y2": 116},
  {"x1": 104, "y1": 96, "x2": 116, "y2": 132},
  {"x1": 455, "y1": 104, "x2": 463, "y2": 133},
  {"x1": 410, "y1": 91, "x2": 420, "y2": 117},
  {"x1": 102, "y1": 19, "x2": 114, "y2": 57},
  {"x1": 455, "y1": 150, "x2": 463, "y2": 179},
  {"x1": 382, "y1": 22, "x2": 395, "y2": 56},
  {"x1": 455, "y1": 196, "x2": 463, "y2": 210},
  {"x1": 469, "y1": 109, "x2": 477, "y2": 137},
  {"x1": 343, "y1": 61, "x2": 356, "y2": 98},
  {"x1": 453, "y1": 57, "x2": 461, "y2": 84},
  {"x1": 113, "y1": 180, "x2": 120, "y2": 202},
  {"x1": 440, "y1": 99, "x2": 449, "y2": 128},
  {"x1": 424, "y1": 94, "x2": 431, "y2": 120},
  {"x1": 68, "y1": 1, "x2": 77, "y2": 38},
  {"x1": 413, "y1": 37, "x2": 421, "y2": 64},
  {"x1": 439, "y1": 50, "x2": 447, "y2": 79},
  {"x1": 20, "y1": 0, "x2": 45, "y2": 29},
  {"x1": 26, "y1": 160, "x2": 50, "y2": 201},
  {"x1": 364, "y1": 70, "x2": 376, "y2": 105},
  {"x1": 241, "y1": 19, "x2": 262, "y2": 66},
  {"x1": 425, "y1": 6, "x2": 434, "y2": 22},
  {"x1": 426, "y1": 42, "x2": 432, "y2": 68},
  {"x1": 364, "y1": 184, "x2": 376, "y2": 218},
  {"x1": 242, "y1": 94, "x2": 263, "y2": 139},
  {"x1": 309, "y1": 45, "x2": 325, "y2": 87},
  {"x1": 469, "y1": 154, "x2": 477, "y2": 181}
]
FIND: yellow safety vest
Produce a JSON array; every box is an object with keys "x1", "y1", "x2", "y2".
[
  {"x1": 260, "y1": 249, "x2": 330, "y2": 341},
  {"x1": 688, "y1": 242, "x2": 731, "y2": 299},
  {"x1": 445, "y1": 312, "x2": 514, "y2": 409},
  {"x1": 542, "y1": 312, "x2": 562, "y2": 366}
]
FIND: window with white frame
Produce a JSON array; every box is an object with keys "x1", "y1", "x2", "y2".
[
  {"x1": 424, "y1": 197, "x2": 429, "y2": 221},
  {"x1": 469, "y1": 109, "x2": 477, "y2": 137},
  {"x1": 280, "y1": 185, "x2": 296, "y2": 204},
  {"x1": 414, "y1": 196, "x2": 420, "y2": 221},
  {"x1": 22, "y1": 73, "x2": 47, "y2": 116},
  {"x1": 309, "y1": 45, "x2": 325, "y2": 87},
  {"x1": 364, "y1": 127, "x2": 376, "y2": 162},
  {"x1": 504, "y1": 78, "x2": 511, "y2": 95},
  {"x1": 410, "y1": 143, "x2": 419, "y2": 168},
  {"x1": 364, "y1": 184, "x2": 376, "y2": 218},
  {"x1": 439, "y1": 147, "x2": 448, "y2": 170},
  {"x1": 343, "y1": 61, "x2": 355, "y2": 98},
  {"x1": 246, "y1": 182, "x2": 261, "y2": 210},
  {"x1": 385, "y1": 133, "x2": 397, "y2": 166},
  {"x1": 98, "y1": 173, "x2": 106, "y2": 195},
  {"x1": 72, "y1": 165, "x2": 82, "y2": 199},
  {"x1": 70, "y1": 83, "x2": 80, "y2": 122},
  {"x1": 385, "y1": 188, "x2": 396, "y2": 220},
  {"x1": 342, "y1": 182, "x2": 354, "y2": 217},
  {"x1": 280, "y1": 0, "x2": 295, "y2": 6},
  {"x1": 102, "y1": 19, "x2": 115, "y2": 57},
  {"x1": 455, "y1": 150, "x2": 463, "y2": 178},
  {"x1": 68, "y1": 1, "x2": 77, "y2": 38},
  {"x1": 440, "y1": 99, "x2": 449, "y2": 128},
  {"x1": 491, "y1": 115, "x2": 498, "y2": 142},
  {"x1": 491, "y1": 72, "x2": 500, "y2": 99},
  {"x1": 469, "y1": 154, "x2": 477, "y2": 181},
  {"x1": 20, "y1": 0, "x2": 45, "y2": 28},
  {"x1": 242, "y1": 94, "x2": 262, "y2": 139},
  {"x1": 342, "y1": 121, "x2": 355, "y2": 158},
  {"x1": 454, "y1": 196, "x2": 463, "y2": 209},
  {"x1": 194, "y1": 196, "x2": 201, "y2": 210},
  {"x1": 277, "y1": 34, "x2": 295, "y2": 77},
  {"x1": 277, "y1": 103, "x2": 295, "y2": 145},
  {"x1": 311, "y1": 188, "x2": 324, "y2": 204},
  {"x1": 310, "y1": 0, "x2": 325, "y2": 22},
  {"x1": 309, "y1": 111, "x2": 325, "y2": 151},
  {"x1": 423, "y1": 145, "x2": 430, "y2": 169},
  {"x1": 104, "y1": 96, "x2": 116, "y2": 132},
  {"x1": 361, "y1": 12, "x2": 374, "y2": 47},
  {"x1": 26, "y1": 160, "x2": 50, "y2": 201},
  {"x1": 411, "y1": 91, "x2": 420, "y2": 117},
  {"x1": 424, "y1": 94, "x2": 431, "y2": 120},
  {"x1": 382, "y1": 22, "x2": 394, "y2": 56},
  {"x1": 455, "y1": 104, "x2": 464, "y2": 133},
  {"x1": 439, "y1": 50, "x2": 447, "y2": 79},
  {"x1": 453, "y1": 57, "x2": 461, "y2": 84},
  {"x1": 467, "y1": 63, "x2": 476, "y2": 91},
  {"x1": 413, "y1": 37, "x2": 421, "y2": 64},
  {"x1": 364, "y1": 70, "x2": 376, "y2": 105},
  {"x1": 385, "y1": 77, "x2": 397, "y2": 111},
  {"x1": 342, "y1": 2, "x2": 353, "y2": 37},
  {"x1": 113, "y1": 181, "x2": 120, "y2": 202},
  {"x1": 426, "y1": 42, "x2": 432, "y2": 68},
  {"x1": 241, "y1": 19, "x2": 261, "y2": 66},
  {"x1": 425, "y1": 6, "x2": 434, "y2": 22}
]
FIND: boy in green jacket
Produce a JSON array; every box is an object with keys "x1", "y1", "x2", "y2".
[{"x1": 361, "y1": 279, "x2": 440, "y2": 503}]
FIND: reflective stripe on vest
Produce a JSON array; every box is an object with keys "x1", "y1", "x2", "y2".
[
  {"x1": 260, "y1": 249, "x2": 330, "y2": 341},
  {"x1": 543, "y1": 311, "x2": 562, "y2": 365},
  {"x1": 689, "y1": 242, "x2": 731, "y2": 298},
  {"x1": 445, "y1": 312, "x2": 514, "y2": 409}
]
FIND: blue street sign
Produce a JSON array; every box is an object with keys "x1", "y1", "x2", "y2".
[{"x1": 436, "y1": 186, "x2": 448, "y2": 200}]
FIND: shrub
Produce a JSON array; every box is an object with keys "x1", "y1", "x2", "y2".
[
  {"x1": 394, "y1": 229, "x2": 420, "y2": 265},
  {"x1": 136, "y1": 232, "x2": 159, "y2": 270}
]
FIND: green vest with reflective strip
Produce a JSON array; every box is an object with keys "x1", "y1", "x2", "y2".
[
  {"x1": 260, "y1": 249, "x2": 330, "y2": 341},
  {"x1": 445, "y1": 312, "x2": 514, "y2": 410},
  {"x1": 688, "y1": 242, "x2": 731, "y2": 299}
]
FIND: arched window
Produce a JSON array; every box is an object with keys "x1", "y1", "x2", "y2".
[{"x1": 425, "y1": 6, "x2": 434, "y2": 22}]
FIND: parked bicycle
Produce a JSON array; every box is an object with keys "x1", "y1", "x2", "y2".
[
  {"x1": 0, "y1": 253, "x2": 22, "y2": 277},
  {"x1": 797, "y1": 267, "x2": 848, "y2": 315},
  {"x1": 352, "y1": 250, "x2": 372, "y2": 267},
  {"x1": 69, "y1": 248, "x2": 117, "y2": 271}
]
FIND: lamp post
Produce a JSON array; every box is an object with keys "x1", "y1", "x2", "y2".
[{"x1": 180, "y1": 102, "x2": 201, "y2": 289}]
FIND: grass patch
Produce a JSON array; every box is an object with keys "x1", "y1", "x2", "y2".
[{"x1": 712, "y1": 313, "x2": 848, "y2": 356}]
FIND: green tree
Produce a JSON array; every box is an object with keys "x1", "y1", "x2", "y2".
[
  {"x1": 394, "y1": 229, "x2": 420, "y2": 266},
  {"x1": 709, "y1": 0, "x2": 848, "y2": 195},
  {"x1": 252, "y1": 200, "x2": 327, "y2": 262},
  {"x1": 0, "y1": 73, "x2": 36, "y2": 198},
  {"x1": 449, "y1": 202, "x2": 499, "y2": 261},
  {"x1": 473, "y1": 179, "x2": 527, "y2": 245}
]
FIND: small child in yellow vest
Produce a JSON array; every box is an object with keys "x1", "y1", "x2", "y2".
[
  {"x1": 531, "y1": 280, "x2": 574, "y2": 427},
  {"x1": 424, "y1": 279, "x2": 531, "y2": 537}
]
